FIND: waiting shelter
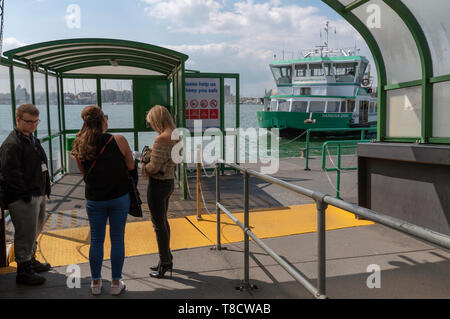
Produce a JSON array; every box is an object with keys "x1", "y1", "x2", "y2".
[
  {"x1": 322, "y1": 0, "x2": 450, "y2": 235},
  {"x1": 0, "y1": 38, "x2": 240, "y2": 266}
]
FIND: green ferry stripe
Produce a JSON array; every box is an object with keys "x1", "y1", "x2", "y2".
[{"x1": 271, "y1": 55, "x2": 365, "y2": 65}]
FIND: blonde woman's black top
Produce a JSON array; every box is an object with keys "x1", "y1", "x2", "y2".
[{"x1": 82, "y1": 133, "x2": 129, "y2": 201}]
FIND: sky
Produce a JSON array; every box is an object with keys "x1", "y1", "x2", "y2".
[{"x1": 2, "y1": 0, "x2": 374, "y2": 97}]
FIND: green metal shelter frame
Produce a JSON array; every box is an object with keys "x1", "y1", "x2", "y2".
[
  {"x1": 322, "y1": 0, "x2": 450, "y2": 144},
  {"x1": 2, "y1": 38, "x2": 189, "y2": 188},
  {"x1": 1, "y1": 38, "x2": 242, "y2": 200}
]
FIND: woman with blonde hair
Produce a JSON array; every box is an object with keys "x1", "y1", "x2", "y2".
[
  {"x1": 142, "y1": 105, "x2": 180, "y2": 278},
  {"x1": 71, "y1": 105, "x2": 135, "y2": 296}
]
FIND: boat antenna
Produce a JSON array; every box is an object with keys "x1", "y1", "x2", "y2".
[{"x1": 323, "y1": 21, "x2": 336, "y2": 49}]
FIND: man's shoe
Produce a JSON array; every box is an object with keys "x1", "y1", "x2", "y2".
[
  {"x1": 16, "y1": 261, "x2": 46, "y2": 286},
  {"x1": 30, "y1": 257, "x2": 51, "y2": 273}
]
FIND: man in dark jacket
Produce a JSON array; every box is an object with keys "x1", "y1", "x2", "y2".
[{"x1": 0, "y1": 103, "x2": 51, "y2": 285}]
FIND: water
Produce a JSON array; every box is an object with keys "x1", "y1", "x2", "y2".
[{"x1": 0, "y1": 103, "x2": 357, "y2": 160}]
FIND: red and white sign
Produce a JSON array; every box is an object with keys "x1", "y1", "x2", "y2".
[
  {"x1": 185, "y1": 77, "x2": 221, "y2": 132},
  {"x1": 190, "y1": 99, "x2": 199, "y2": 108},
  {"x1": 200, "y1": 99, "x2": 208, "y2": 108}
]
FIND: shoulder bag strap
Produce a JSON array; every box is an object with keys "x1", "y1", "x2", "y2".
[{"x1": 83, "y1": 135, "x2": 114, "y2": 181}]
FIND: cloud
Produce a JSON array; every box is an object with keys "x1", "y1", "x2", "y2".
[
  {"x1": 2, "y1": 37, "x2": 27, "y2": 53},
  {"x1": 141, "y1": 0, "x2": 372, "y2": 96}
]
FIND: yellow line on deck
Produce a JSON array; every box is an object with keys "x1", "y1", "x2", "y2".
[{"x1": 1, "y1": 204, "x2": 373, "y2": 274}]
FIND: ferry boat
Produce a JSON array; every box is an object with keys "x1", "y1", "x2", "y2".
[{"x1": 257, "y1": 38, "x2": 377, "y2": 137}]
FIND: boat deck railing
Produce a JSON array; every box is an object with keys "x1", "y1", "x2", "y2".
[{"x1": 214, "y1": 161, "x2": 450, "y2": 299}]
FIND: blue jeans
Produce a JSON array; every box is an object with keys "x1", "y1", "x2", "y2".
[{"x1": 86, "y1": 193, "x2": 130, "y2": 280}]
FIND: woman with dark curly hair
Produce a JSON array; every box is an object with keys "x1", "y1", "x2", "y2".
[{"x1": 71, "y1": 105, "x2": 135, "y2": 296}]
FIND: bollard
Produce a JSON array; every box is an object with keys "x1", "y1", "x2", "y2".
[
  {"x1": 215, "y1": 163, "x2": 221, "y2": 250},
  {"x1": 196, "y1": 145, "x2": 202, "y2": 220},
  {"x1": 300, "y1": 148, "x2": 306, "y2": 159}
]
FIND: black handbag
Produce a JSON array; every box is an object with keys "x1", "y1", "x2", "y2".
[{"x1": 128, "y1": 165, "x2": 143, "y2": 217}]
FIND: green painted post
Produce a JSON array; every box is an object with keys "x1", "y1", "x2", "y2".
[
  {"x1": 9, "y1": 64, "x2": 16, "y2": 126},
  {"x1": 305, "y1": 129, "x2": 311, "y2": 171}
]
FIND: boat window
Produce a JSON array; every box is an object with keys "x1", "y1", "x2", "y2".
[
  {"x1": 300, "y1": 87, "x2": 311, "y2": 95},
  {"x1": 278, "y1": 99, "x2": 290, "y2": 112},
  {"x1": 324, "y1": 63, "x2": 333, "y2": 76},
  {"x1": 334, "y1": 62, "x2": 357, "y2": 82},
  {"x1": 347, "y1": 100, "x2": 356, "y2": 113},
  {"x1": 327, "y1": 101, "x2": 340, "y2": 112},
  {"x1": 291, "y1": 101, "x2": 308, "y2": 112},
  {"x1": 310, "y1": 64, "x2": 325, "y2": 76},
  {"x1": 340, "y1": 101, "x2": 347, "y2": 112},
  {"x1": 295, "y1": 64, "x2": 307, "y2": 77},
  {"x1": 309, "y1": 101, "x2": 325, "y2": 113},
  {"x1": 357, "y1": 61, "x2": 368, "y2": 83},
  {"x1": 269, "y1": 100, "x2": 277, "y2": 111},
  {"x1": 271, "y1": 66, "x2": 292, "y2": 85},
  {"x1": 369, "y1": 102, "x2": 375, "y2": 113},
  {"x1": 374, "y1": 102, "x2": 378, "y2": 113}
]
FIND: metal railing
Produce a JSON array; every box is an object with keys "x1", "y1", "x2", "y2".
[
  {"x1": 321, "y1": 140, "x2": 370, "y2": 198},
  {"x1": 214, "y1": 162, "x2": 450, "y2": 299},
  {"x1": 304, "y1": 127, "x2": 376, "y2": 170}
]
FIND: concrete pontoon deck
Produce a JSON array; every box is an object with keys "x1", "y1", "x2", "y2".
[{"x1": 0, "y1": 156, "x2": 449, "y2": 299}]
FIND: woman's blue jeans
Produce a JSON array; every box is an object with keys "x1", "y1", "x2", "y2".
[{"x1": 86, "y1": 193, "x2": 129, "y2": 280}]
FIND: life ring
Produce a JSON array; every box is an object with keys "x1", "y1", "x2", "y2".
[{"x1": 361, "y1": 78, "x2": 370, "y2": 86}]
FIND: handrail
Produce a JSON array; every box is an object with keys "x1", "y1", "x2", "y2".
[
  {"x1": 214, "y1": 161, "x2": 450, "y2": 299},
  {"x1": 321, "y1": 140, "x2": 371, "y2": 198},
  {"x1": 304, "y1": 127, "x2": 376, "y2": 170}
]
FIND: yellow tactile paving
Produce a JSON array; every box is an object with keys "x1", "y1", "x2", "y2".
[
  {"x1": 1, "y1": 204, "x2": 373, "y2": 274},
  {"x1": 187, "y1": 204, "x2": 374, "y2": 243}
]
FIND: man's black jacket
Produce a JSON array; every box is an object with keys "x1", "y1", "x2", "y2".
[{"x1": 0, "y1": 128, "x2": 51, "y2": 206}]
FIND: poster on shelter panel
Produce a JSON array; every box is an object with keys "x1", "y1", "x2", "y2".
[{"x1": 185, "y1": 77, "x2": 221, "y2": 132}]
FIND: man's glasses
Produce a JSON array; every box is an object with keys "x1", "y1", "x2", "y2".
[{"x1": 20, "y1": 118, "x2": 41, "y2": 125}]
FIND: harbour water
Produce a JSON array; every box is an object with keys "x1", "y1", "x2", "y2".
[{"x1": 0, "y1": 103, "x2": 356, "y2": 161}]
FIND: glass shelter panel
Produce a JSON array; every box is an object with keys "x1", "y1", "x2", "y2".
[
  {"x1": 0, "y1": 65, "x2": 12, "y2": 143},
  {"x1": 101, "y1": 79, "x2": 134, "y2": 129},
  {"x1": 63, "y1": 78, "x2": 97, "y2": 130},
  {"x1": 13, "y1": 66, "x2": 32, "y2": 106},
  {"x1": 432, "y1": 82, "x2": 450, "y2": 138},
  {"x1": 33, "y1": 72, "x2": 48, "y2": 138},
  {"x1": 51, "y1": 136, "x2": 62, "y2": 174},
  {"x1": 224, "y1": 78, "x2": 237, "y2": 129},
  {"x1": 386, "y1": 86, "x2": 422, "y2": 138},
  {"x1": 48, "y1": 75, "x2": 59, "y2": 135},
  {"x1": 353, "y1": 0, "x2": 422, "y2": 84},
  {"x1": 403, "y1": 0, "x2": 450, "y2": 77},
  {"x1": 338, "y1": 0, "x2": 357, "y2": 6}
]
